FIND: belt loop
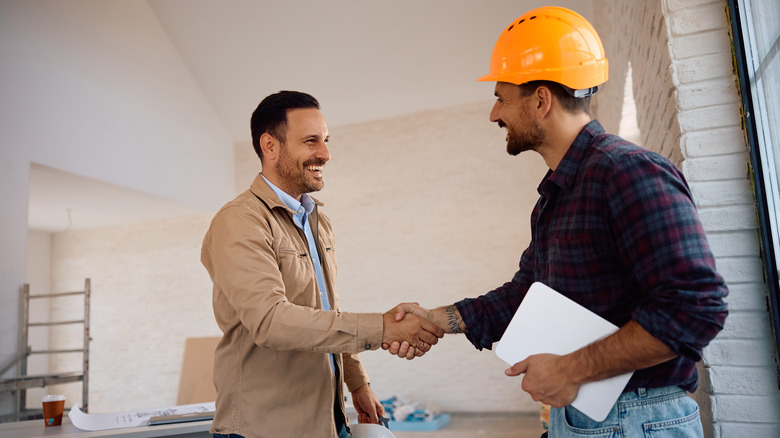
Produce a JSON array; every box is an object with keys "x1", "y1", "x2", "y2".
[{"x1": 637, "y1": 387, "x2": 647, "y2": 398}]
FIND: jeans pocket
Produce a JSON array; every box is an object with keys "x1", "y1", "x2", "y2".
[
  {"x1": 555, "y1": 406, "x2": 620, "y2": 437},
  {"x1": 643, "y1": 405, "x2": 702, "y2": 437}
]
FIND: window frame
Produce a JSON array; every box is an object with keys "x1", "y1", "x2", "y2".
[{"x1": 727, "y1": 0, "x2": 780, "y2": 356}]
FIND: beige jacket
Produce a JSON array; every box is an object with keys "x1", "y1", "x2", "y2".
[{"x1": 201, "y1": 174, "x2": 384, "y2": 438}]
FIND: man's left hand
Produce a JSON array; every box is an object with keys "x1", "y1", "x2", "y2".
[
  {"x1": 351, "y1": 384, "x2": 384, "y2": 424},
  {"x1": 504, "y1": 353, "x2": 580, "y2": 408}
]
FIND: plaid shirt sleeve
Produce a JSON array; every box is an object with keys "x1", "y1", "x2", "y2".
[{"x1": 608, "y1": 151, "x2": 728, "y2": 361}]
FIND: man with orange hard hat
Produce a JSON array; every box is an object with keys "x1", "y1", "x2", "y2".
[{"x1": 386, "y1": 6, "x2": 728, "y2": 437}]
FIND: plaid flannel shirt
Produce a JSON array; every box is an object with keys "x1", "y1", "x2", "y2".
[{"x1": 455, "y1": 120, "x2": 728, "y2": 392}]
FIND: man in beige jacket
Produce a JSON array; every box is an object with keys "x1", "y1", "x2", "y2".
[{"x1": 201, "y1": 90, "x2": 443, "y2": 438}]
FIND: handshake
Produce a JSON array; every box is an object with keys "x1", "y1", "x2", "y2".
[{"x1": 381, "y1": 303, "x2": 449, "y2": 360}]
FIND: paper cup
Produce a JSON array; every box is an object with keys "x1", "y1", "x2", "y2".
[{"x1": 42, "y1": 395, "x2": 66, "y2": 427}]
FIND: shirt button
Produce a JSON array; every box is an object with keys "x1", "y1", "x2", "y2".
[{"x1": 364, "y1": 343, "x2": 371, "y2": 350}]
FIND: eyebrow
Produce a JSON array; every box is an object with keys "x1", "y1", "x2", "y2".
[{"x1": 302, "y1": 134, "x2": 329, "y2": 142}]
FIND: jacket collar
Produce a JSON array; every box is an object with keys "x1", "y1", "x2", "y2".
[{"x1": 249, "y1": 173, "x2": 325, "y2": 214}]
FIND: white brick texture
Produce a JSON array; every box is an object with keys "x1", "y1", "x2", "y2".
[
  {"x1": 704, "y1": 338, "x2": 777, "y2": 366},
  {"x1": 690, "y1": 180, "x2": 755, "y2": 208},
  {"x1": 714, "y1": 394, "x2": 780, "y2": 423}
]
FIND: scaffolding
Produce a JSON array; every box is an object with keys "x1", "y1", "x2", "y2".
[{"x1": 0, "y1": 279, "x2": 90, "y2": 422}]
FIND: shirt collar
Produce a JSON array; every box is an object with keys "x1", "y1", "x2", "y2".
[
  {"x1": 538, "y1": 120, "x2": 604, "y2": 196},
  {"x1": 260, "y1": 174, "x2": 315, "y2": 217}
]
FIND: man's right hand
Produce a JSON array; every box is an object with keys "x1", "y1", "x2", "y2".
[
  {"x1": 382, "y1": 303, "x2": 466, "y2": 359},
  {"x1": 381, "y1": 305, "x2": 444, "y2": 360}
]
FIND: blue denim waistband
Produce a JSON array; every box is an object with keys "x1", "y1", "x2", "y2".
[{"x1": 619, "y1": 386, "x2": 685, "y2": 403}]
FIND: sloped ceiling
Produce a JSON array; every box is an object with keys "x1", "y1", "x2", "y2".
[
  {"x1": 27, "y1": 0, "x2": 591, "y2": 231},
  {"x1": 147, "y1": 0, "x2": 590, "y2": 143}
]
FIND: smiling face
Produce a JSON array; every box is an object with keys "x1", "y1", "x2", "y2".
[
  {"x1": 270, "y1": 108, "x2": 330, "y2": 200},
  {"x1": 490, "y1": 82, "x2": 546, "y2": 156}
]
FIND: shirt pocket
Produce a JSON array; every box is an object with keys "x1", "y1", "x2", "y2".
[
  {"x1": 318, "y1": 237, "x2": 337, "y2": 280},
  {"x1": 276, "y1": 239, "x2": 317, "y2": 307}
]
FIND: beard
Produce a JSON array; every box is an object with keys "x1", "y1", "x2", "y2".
[
  {"x1": 275, "y1": 144, "x2": 325, "y2": 195},
  {"x1": 505, "y1": 119, "x2": 546, "y2": 156}
]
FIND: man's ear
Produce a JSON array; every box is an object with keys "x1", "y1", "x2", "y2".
[
  {"x1": 259, "y1": 132, "x2": 279, "y2": 161},
  {"x1": 534, "y1": 85, "x2": 553, "y2": 118}
]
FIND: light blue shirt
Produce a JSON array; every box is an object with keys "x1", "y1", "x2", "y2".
[{"x1": 261, "y1": 175, "x2": 334, "y2": 370}]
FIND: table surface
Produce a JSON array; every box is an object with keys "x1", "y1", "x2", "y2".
[{"x1": 0, "y1": 417, "x2": 211, "y2": 438}]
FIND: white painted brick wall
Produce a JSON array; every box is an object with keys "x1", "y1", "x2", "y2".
[
  {"x1": 690, "y1": 180, "x2": 755, "y2": 207},
  {"x1": 683, "y1": 127, "x2": 749, "y2": 156},
  {"x1": 682, "y1": 154, "x2": 751, "y2": 181},
  {"x1": 705, "y1": 338, "x2": 777, "y2": 366},
  {"x1": 719, "y1": 283, "x2": 771, "y2": 311},
  {"x1": 48, "y1": 215, "x2": 220, "y2": 412},
  {"x1": 594, "y1": 0, "x2": 780, "y2": 436},
  {"x1": 709, "y1": 366, "x2": 778, "y2": 395},
  {"x1": 698, "y1": 205, "x2": 757, "y2": 231},
  {"x1": 714, "y1": 395, "x2": 780, "y2": 423},
  {"x1": 677, "y1": 104, "x2": 744, "y2": 131}
]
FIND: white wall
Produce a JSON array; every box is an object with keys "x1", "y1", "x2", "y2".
[
  {"x1": 0, "y1": 0, "x2": 234, "y2": 415},
  {"x1": 47, "y1": 215, "x2": 219, "y2": 412},
  {"x1": 0, "y1": 0, "x2": 233, "y2": 208}
]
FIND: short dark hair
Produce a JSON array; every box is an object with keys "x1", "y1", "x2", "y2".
[
  {"x1": 250, "y1": 91, "x2": 320, "y2": 161},
  {"x1": 518, "y1": 81, "x2": 591, "y2": 115}
]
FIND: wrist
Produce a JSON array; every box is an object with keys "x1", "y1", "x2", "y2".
[
  {"x1": 432, "y1": 305, "x2": 466, "y2": 334},
  {"x1": 428, "y1": 307, "x2": 446, "y2": 328},
  {"x1": 562, "y1": 349, "x2": 595, "y2": 386}
]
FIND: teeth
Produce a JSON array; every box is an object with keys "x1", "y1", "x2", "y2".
[{"x1": 307, "y1": 166, "x2": 323, "y2": 172}]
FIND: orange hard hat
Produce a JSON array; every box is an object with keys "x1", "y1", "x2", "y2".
[{"x1": 478, "y1": 6, "x2": 608, "y2": 96}]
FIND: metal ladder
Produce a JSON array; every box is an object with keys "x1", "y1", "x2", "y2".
[{"x1": 0, "y1": 278, "x2": 90, "y2": 422}]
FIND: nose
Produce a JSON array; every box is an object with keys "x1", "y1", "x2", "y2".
[
  {"x1": 489, "y1": 101, "x2": 501, "y2": 123},
  {"x1": 316, "y1": 140, "x2": 331, "y2": 162}
]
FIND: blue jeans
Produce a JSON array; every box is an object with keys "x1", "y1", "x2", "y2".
[
  {"x1": 213, "y1": 424, "x2": 349, "y2": 438},
  {"x1": 548, "y1": 386, "x2": 703, "y2": 437}
]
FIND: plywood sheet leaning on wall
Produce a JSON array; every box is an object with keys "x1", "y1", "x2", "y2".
[{"x1": 177, "y1": 337, "x2": 220, "y2": 405}]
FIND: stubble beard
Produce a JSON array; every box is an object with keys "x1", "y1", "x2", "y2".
[
  {"x1": 506, "y1": 120, "x2": 546, "y2": 156},
  {"x1": 276, "y1": 145, "x2": 325, "y2": 195}
]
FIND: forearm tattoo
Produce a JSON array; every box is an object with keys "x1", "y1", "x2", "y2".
[{"x1": 444, "y1": 305, "x2": 466, "y2": 333}]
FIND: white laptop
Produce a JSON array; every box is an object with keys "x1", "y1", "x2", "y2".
[{"x1": 496, "y1": 282, "x2": 633, "y2": 421}]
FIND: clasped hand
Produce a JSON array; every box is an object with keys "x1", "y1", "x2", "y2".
[
  {"x1": 381, "y1": 303, "x2": 436, "y2": 360},
  {"x1": 382, "y1": 303, "x2": 441, "y2": 360}
]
